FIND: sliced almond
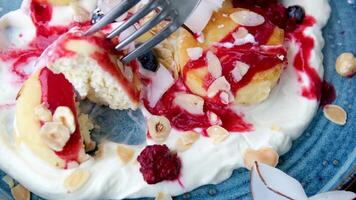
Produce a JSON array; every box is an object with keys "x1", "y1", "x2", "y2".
[
  {"x1": 335, "y1": 52, "x2": 356, "y2": 77},
  {"x1": 231, "y1": 61, "x2": 250, "y2": 82},
  {"x1": 117, "y1": 145, "x2": 135, "y2": 164},
  {"x1": 207, "y1": 125, "x2": 229, "y2": 144},
  {"x1": 64, "y1": 170, "x2": 90, "y2": 193},
  {"x1": 187, "y1": 47, "x2": 203, "y2": 61},
  {"x1": 232, "y1": 27, "x2": 256, "y2": 45},
  {"x1": 207, "y1": 111, "x2": 222, "y2": 125},
  {"x1": 34, "y1": 104, "x2": 52, "y2": 122},
  {"x1": 174, "y1": 93, "x2": 205, "y2": 115},
  {"x1": 40, "y1": 122, "x2": 71, "y2": 151},
  {"x1": 207, "y1": 77, "x2": 231, "y2": 98},
  {"x1": 175, "y1": 131, "x2": 200, "y2": 152},
  {"x1": 147, "y1": 115, "x2": 172, "y2": 143},
  {"x1": 206, "y1": 51, "x2": 222, "y2": 78},
  {"x1": 230, "y1": 10, "x2": 265, "y2": 26},
  {"x1": 155, "y1": 192, "x2": 173, "y2": 200},
  {"x1": 323, "y1": 104, "x2": 347, "y2": 125},
  {"x1": 219, "y1": 91, "x2": 233, "y2": 105},
  {"x1": 244, "y1": 147, "x2": 279, "y2": 170},
  {"x1": 11, "y1": 184, "x2": 30, "y2": 200},
  {"x1": 53, "y1": 106, "x2": 76, "y2": 134},
  {"x1": 2, "y1": 175, "x2": 15, "y2": 188},
  {"x1": 232, "y1": 27, "x2": 248, "y2": 39}
]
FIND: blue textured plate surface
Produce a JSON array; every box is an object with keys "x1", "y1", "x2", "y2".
[{"x1": 0, "y1": 0, "x2": 355, "y2": 199}]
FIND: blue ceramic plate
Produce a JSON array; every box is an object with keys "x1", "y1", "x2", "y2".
[{"x1": 0, "y1": 0, "x2": 355, "y2": 199}]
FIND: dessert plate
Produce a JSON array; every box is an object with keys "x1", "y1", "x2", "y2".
[{"x1": 0, "y1": 0, "x2": 355, "y2": 199}]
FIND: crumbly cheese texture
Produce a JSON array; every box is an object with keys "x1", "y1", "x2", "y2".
[
  {"x1": 49, "y1": 55, "x2": 137, "y2": 110},
  {"x1": 46, "y1": 31, "x2": 139, "y2": 110}
]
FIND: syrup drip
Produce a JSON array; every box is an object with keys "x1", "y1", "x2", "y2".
[
  {"x1": 287, "y1": 16, "x2": 323, "y2": 101},
  {"x1": 320, "y1": 80, "x2": 336, "y2": 108}
]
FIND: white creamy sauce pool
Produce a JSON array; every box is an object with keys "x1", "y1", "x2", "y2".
[{"x1": 0, "y1": 0, "x2": 330, "y2": 199}]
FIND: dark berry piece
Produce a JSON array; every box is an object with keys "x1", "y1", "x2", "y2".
[
  {"x1": 137, "y1": 49, "x2": 159, "y2": 72},
  {"x1": 265, "y1": 3, "x2": 287, "y2": 28},
  {"x1": 91, "y1": 8, "x2": 104, "y2": 24},
  {"x1": 286, "y1": 5, "x2": 305, "y2": 24},
  {"x1": 137, "y1": 145, "x2": 181, "y2": 184}
]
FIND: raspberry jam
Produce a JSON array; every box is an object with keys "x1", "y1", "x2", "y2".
[
  {"x1": 287, "y1": 16, "x2": 322, "y2": 101},
  {"x1": 0, "y1": 0, "x2": 68, "y2": 80},
  {"x1": 144, "y1": 80, "x2": 253, "y2": 132},
  {"x1": 137, "y1": 145, "x2": 181, "y2": 184},
  {"x1": 39, "y1": 67, "x2": 83, "y2": 163},
  {"x1": 320, "y1": 80, "x2": 336, "y2": 108}
]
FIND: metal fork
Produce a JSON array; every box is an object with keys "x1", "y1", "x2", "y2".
[{"x1": 85, "y1": 0, "x2": 201, "y2": 63}]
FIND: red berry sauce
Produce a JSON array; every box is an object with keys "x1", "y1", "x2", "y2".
[
  {"x1": 144, "y1": 4, "x2": 289, "y2": 133},
  {"x1": 0, "y1": 0, "x2": 86, "y2": 81},
  {"x1": 137, "y1": 145, "x2": 181, "y2": 184},
  {"x1": 39, "y1": 67, "x2": 83, "y2": 164},
  {"x1": 319, "y1": 80, "x2": 336, "y2": 108},
  {"x1": 286, "y1": 16, "x2": 322, "y2": 101}
]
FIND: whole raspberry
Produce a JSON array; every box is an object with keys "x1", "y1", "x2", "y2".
[{"x1": 137, "y1": 145, "x2": 181, "y2": 184}]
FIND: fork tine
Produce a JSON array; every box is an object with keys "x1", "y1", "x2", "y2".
[
  {"x1": 85, "y1": 0, "x2": 140, "y2": 36},
  {"x1": 115, "y1": 9, "x2": 171, "y2": 50},
  {"x1": 107, "y1": 0, "x2": 163, "y2": 39},
  {"x1": 122, "y1": 21, "x2": 180, "y2": 63}
]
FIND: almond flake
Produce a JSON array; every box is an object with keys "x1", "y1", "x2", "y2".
[
  {"x1": 207, "y1": 77, "x2": 231, "y2": 98},
  {"x1": 207, "y1": 51, "x2": 222, "y2": 78},
  {"x1": 244, "y1": 147, "x2": 279, "y2": 170},
  {"x1": 34, "y1": 104, "x2": 52, "y2": 122},
  {"x1": 174, "y1": 93, "x2": 205, "y2": 115},
  {"x1": 323, "y1": 104, "x2": 347, "y2": 125},
  {"x1": 64, "y1": 170, "x2": 90, "y2": 193},
  {"x1": 219, "y1": 91, "x2": 232, "y2": 105},
  {"x1": 11, "y1": 184, "x2": 30, "y2": 200},
  {"x1": 230, "y1": 10, "x2": 265, "y2": 26},
  {"x1": 207, "y1": 111, "x2": 222, "y2": 125},
  {"x1": 232, "y1": 27, "x2": 256, "y2": 45},
  {"x1": 187, "y1": 47, "x2": 203, "y2": 60},
  {"x1": 117, "y1": 145, "x2": 135, "y2": 164},
  {"x1": 155, "y1": 192, "x2": 173, "y2": 200},
  {"x1": 231, "y1": 61, "x2": 250, "y2": 82},
  {"x1": 232, "y1": 27, "x2": 248, "y2": 39},
  {"x1": 175, "y1": 131, "x2": 200, "y2": 152},
  {"x1": 207, "y1": 125, "x2": 229, "y2": 144},
  {"x1": 2, "y1": 175, "x2": 15, "y2": 188}
]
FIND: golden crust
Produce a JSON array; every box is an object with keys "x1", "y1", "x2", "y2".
[{"x1": 235, "y1": 64, "x2": 284, "y2": 105}]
